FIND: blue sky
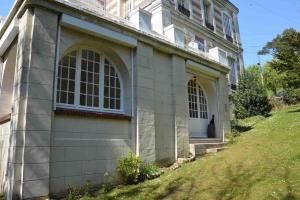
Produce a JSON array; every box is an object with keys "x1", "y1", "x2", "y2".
[{"x1": 1, "y1": 0, "x2": 300, "y2": 67}]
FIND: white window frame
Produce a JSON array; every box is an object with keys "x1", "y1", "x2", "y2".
[
  {"x1": 228, "y1": 56, "x2": 238, "y2": 85},
  {"x1": 55, "y1": 46, "x2": 124, "y2": 114},
  {"x1": 187, "y1": 79, "x2": 209, "y2": 120},
  {"x1": 221, "y1": 11, "x2": 234, "y2": 39}
]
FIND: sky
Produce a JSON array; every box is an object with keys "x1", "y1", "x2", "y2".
[{"x1": 1, "y1": 0, "x2": 300, "y2": 67}]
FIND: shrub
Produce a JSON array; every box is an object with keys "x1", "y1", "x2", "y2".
[
  {"x1": 282, "y1": 88, "x2": 298, "y2": 105},
  {"x1": 233, "y1": 71, "x2": 272, "y2": 119},
  {"x1": 139, "y1": 163, "x2": 161, "y2": 181},
  {"x1": 295, "y1": 88, "x2": 300, "y2": 101},
  {"x1": 269, "y1": 96, "x2": 284, "y2": 110},
  {"x1": 117, "y1": 152, "x2": 142, "y2": 184}
]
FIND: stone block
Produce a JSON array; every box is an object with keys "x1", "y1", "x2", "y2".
[
  {"x1": 22, "y1": 179, "x2": 49, "y2": 199},
  {"x1": 23, "y1": 163, "x2": 49, "y2": 181},
  {"x1": 23, "y1": 147, "x2": 50, "y2": 164}
]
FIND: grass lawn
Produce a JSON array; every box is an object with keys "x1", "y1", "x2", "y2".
[{"x1": 83, "y1": 105, "x2": 300, "y2": 200}]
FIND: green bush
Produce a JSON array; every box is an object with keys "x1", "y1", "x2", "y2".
[
  {"x1": 295, "y1": 88, "x2": 300, "y2": 101},
  {"x1": 233, "y1": 70, "x2": 272, "y2": 119},
  {"x1": 117, "y1": 152, "x2": 142, "y2": 184},
  {"x1": 139, "y1": 163, "x2": 161, "y2": 181},
  {"x1": 282, "y1": 88, "x2": 298, "y2": 105}
]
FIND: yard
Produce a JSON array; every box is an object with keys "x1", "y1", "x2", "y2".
[{"x1": 83, "y1": 105, "x2": 300, "y2": 200}]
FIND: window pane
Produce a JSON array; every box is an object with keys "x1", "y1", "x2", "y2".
[
  {"x1": 103, "y1": 58, "x2": 122, "y2": 110},
  {"x1": 80, "y1": 49, "x2": 100, "y2": 107},
  {"x1": 56, "y1": 51, "x2": 77, "y2": 105}
]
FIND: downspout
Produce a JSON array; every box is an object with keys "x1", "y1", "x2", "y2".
[
  {"x1": 131, "y1": 48, "x2": 139, "y2": 156},
  {"x1": 53, "y1": 14, "x2": 61, "y2": 110}
]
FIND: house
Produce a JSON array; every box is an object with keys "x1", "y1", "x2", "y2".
[{"x1": 0, "y1": 0, "x2": 244, "y2": 199}]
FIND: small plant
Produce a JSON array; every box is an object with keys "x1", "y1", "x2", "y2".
[
  {"x1": 139, "y1": 163, "x2": 161, "y2": 181},
  {"x1": 67, "y1": 185, "x2": 81, "y2": 200},
  {"x1": 83, "y1": 180, "x2": 93, "y2": 197},
  {"x1": 0, "y1": 193, "x2": 4, "y2": 200},
  {"x1": 117, "y1": 152, "x2": 142, "y2": 184},
  {"x1": 101, "y1": 172, "x2": 114, "y2": 192}
]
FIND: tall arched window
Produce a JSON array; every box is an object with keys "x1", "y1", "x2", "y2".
[
  {"x1": 56, "y1": 48, "x2": 123, "y2": 112},
  {"x1": 188, "y1": 79, "x2": 208, "y2": 119}
]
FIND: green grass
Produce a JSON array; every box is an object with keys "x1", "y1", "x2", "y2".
[{"x1": 83, "y1": 105, "x2": 300, "y2": 200}]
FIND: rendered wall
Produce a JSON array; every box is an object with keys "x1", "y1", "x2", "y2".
[
  {"x1": 0, "y1": 122, "x2": 10, "y2": 194},
  {"x1": 50, "y1": 116, "x2": 132, "y2": 194}
]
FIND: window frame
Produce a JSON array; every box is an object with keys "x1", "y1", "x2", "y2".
[
  {"x1": 55, "y1": 46, "x2": 124, "y2": 114},
  {"x1": 221, "y1": 11, "x2": 233, "y2": 39}
]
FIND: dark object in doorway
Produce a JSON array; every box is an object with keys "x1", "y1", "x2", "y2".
[{"x1": 207, "y1": 115, "x2": 215, "y2": 138}]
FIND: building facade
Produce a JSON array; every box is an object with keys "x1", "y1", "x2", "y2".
[{"x1": 0, "y1": 0, "x2": 243, "y2": 199}]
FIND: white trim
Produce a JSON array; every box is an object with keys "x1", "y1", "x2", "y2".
[
  {"x1": 221, "y1": 11, "x2": 234, "y2": 40},
  {"x1": 55, "y1": 47, "x2": 125, "y2": 114},
  {"x1": 60, "y1": 14, "x2": 137, "y2": 48},
  {"x1": 186, "y1": 60, "x2": 221, "y2": 78},
  {"x1": 0, "y1": 19, "x2": 18, "y2": 57}
]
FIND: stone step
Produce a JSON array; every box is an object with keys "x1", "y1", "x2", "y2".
[
  {"x1": 189, "y1": 138, "x2": 223, "y2": 144},
  {"x1": 189, "y1": 142, "x2": 225, "y2": 156}
]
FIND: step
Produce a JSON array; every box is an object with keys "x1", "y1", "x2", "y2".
[
  {"x1": 189, "y1": 142, "x2": 225, "y2": 156},
  {"x1": 189, "y1": 138, "x2": 223, "y2": 144}
]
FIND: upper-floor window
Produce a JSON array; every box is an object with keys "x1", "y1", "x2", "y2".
[
  {"x1": 195, "y1": 36, "x2": 205, "y2": 51},
  {"x1": 203, "y1": 0, "x2": 214, "y2": 31},
  {"x1": 228, "y1": 57, "x2": 236, "y2": 85},
  {"x1": 222, "y1": 13, "x2": 233, "y2": 42},
  {"x1": 177, "y1": 0, "x2": 191, "y2": 17},
  {"x1": 56, "y1": 48, "x2": 123, "y2": 112}
]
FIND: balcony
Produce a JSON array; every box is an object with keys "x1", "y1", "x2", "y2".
[
  {"x1": 205, "y1": 21, "x2": 214, "y2": 31},
  {"x1": 178, "y1": 4, "x2": 190, "y2": 18},
  {"x1": 226, "y1": 34, "x2": 234, "y2": 43}
]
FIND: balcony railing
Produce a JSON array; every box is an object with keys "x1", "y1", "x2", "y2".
[
  {"x1": 205, "y1": 21, "x2": 214, "y2": 31},
  {"x1": 178, "y1": 4, "x2": 190, "y2": 17},
  {"x1": 226, "y1": 35, "x2": 234, "y2": 43}
]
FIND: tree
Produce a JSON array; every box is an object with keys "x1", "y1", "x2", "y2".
[
  {"x1": 258, "y1": 28, "x2": 300, "y2": 88},
  {"x1": 233, "y1": 68, "x2": 271, "y2": 119},
  {"x1": 263, "y1": 63, "x2": 285, "y2": 95}
]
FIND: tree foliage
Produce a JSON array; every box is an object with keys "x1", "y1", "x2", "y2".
[
  {"x1": 258, "y1": 28, "x2": 300, "y2": 88},
  {"x1": 263, "y1": 63, "x2": 285, "y2": 95},
  {"x1": 233, "y1": 67, "x2": 271, "y2": 119}
]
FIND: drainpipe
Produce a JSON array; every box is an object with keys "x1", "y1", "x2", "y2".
[{"x1": 131, "y1": 48, "x2": 139, "y2": 156}]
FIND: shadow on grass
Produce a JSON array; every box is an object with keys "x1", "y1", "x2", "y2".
[
  {"x1": 102, "y1": 177, "x2": 185, "y2": 200},
  {"x1": 212, "y1": 163, "x2": 265, "y2": 200},
  {"x1": 232, "y1": 125, "x2": 252, "y2": 134},
  {"x1": 288, "y1": 108, "x2": 300, "y2": 113}
]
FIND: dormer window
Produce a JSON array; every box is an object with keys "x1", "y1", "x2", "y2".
[{"x1": 222, "y1": 12, "x2": 234, "y2": 43}]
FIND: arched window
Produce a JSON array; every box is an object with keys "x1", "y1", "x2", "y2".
[
  {"x1": 56, "y1": 48, "x2": 123, "y2": 112},
  {"x1": 188, "y1": 79, "x2": 208, "y2": 119}
]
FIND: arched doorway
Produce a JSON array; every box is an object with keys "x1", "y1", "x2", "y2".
[{"x1": 188, "y1": 79, "x2": 209, "y2": 138}]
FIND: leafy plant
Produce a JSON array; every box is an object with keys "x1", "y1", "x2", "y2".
[
  {"x1": 67, "y1": 186, "x2": 80, "y2": 200},
  {"x1": 101, "y1": 172, "x2": 114, "y2": 192},
  {"x1": 117, "y1": 152, "x2": 142, "y2": 184},
  {"x1": 139, "y1": 163, "x2": 161, "y2": 181},
  {"x1": 233, "y1": 69, "x2": 272, "y2": 119},
  {"x1": 83, "y1": 180, "x2": 93, "y2": 197},
  {"x1": 282, "y1": 88, "x2": 298, "y2": 105}
]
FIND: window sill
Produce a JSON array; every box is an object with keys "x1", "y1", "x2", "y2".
[
  {"x1": 54, "y1": 108, "x2": 132, "y2": 121},
  {"x1": 0, "y1": 113, "x2": 11, "y2": 125}
]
